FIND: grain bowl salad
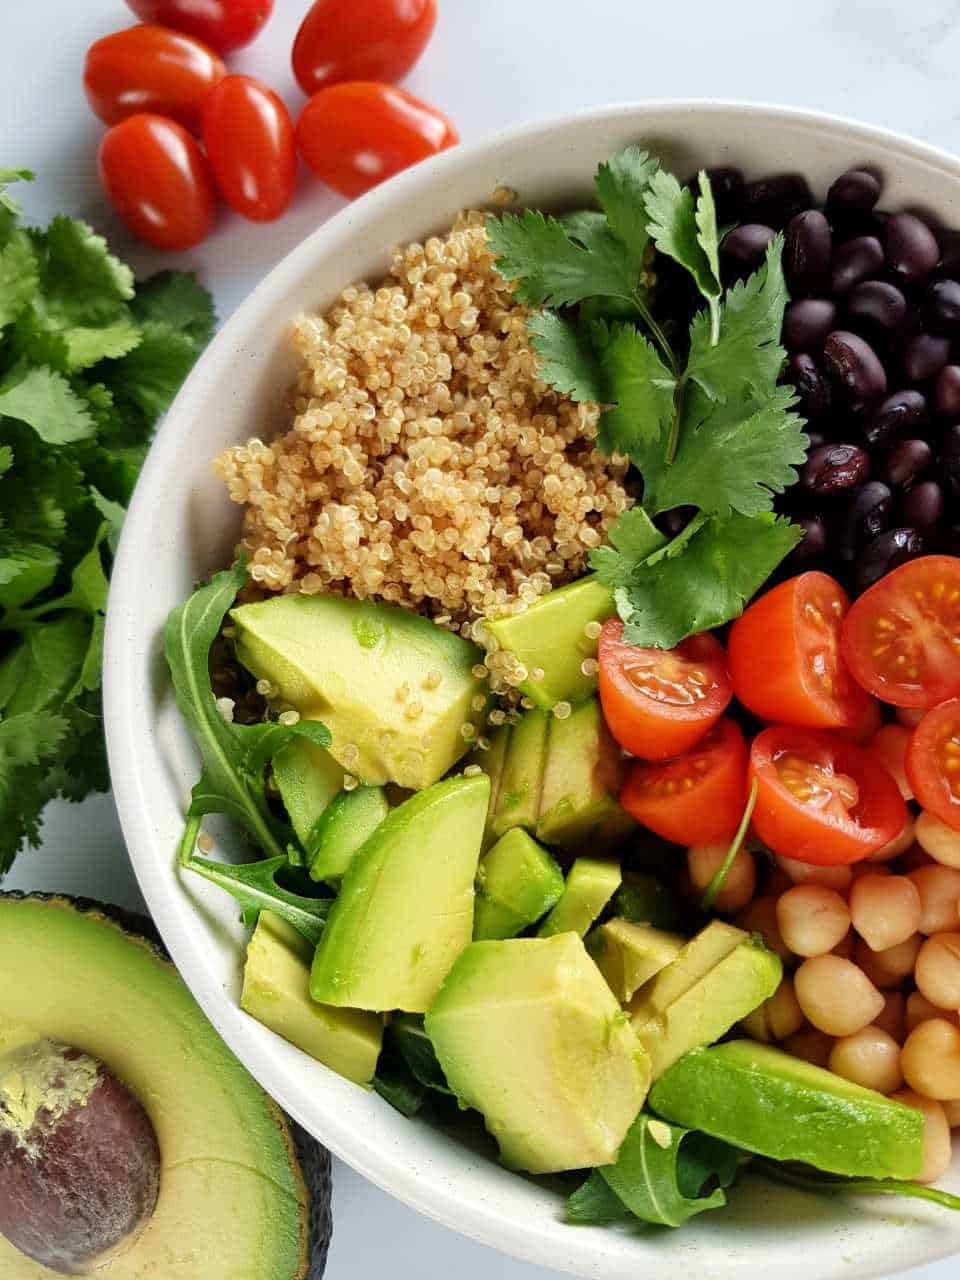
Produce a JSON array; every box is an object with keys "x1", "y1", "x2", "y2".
[{"x1": 167, "y1": 143, "x2": 960, "y2": 1231}]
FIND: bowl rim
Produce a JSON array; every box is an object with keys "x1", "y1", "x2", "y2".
[{"x1": 104, "y1": 98, "x2": 960, "y2": 1279}]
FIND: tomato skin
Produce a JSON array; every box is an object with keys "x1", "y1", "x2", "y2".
[
  {"x1": 98, "y1": 114, "x2": 216, "y2": 251},
  {"x1": 83, "y1": 25, "x2": 225, "y2": 132},
  {"x1": 598, "y1": 620, "x2": 732, "y2": 760},
  {"x1": 906, "y1": 699, "x2": 960, "y2": 830},
  {"x1": 292, "y1": 0, "x2": 437, "y2": 96},
  {"x1": 297, "y1": 83, "x2": 457, "y2": 199},
  {"x1": 202, "y1": 76, "x2": 295, "y2": 223},
  {"x1": 749, "y1": 726, "x2": 907, "y2": 866},
  {"x1": 620, "y1": 719, "x2": 748, "y2": 847},
  {"x1": 841, "y1": 556, "x2": 960, "y2": 708},
  {"x1": 125, "y1": 0, "x2": 273, "y2": 53}
]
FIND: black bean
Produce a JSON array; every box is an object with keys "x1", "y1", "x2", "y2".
[
  {"x1": 804, "y1": 430, "x2": 827, "y2": 451},
  {"x1": 845, "y1": 280, "x2": 907, "y2": 336},
  {"x1": 823, "y1": 330, "x2": 888, "y2": 403},
  {"x1": 903, "y1": 332, "x2": 951, "y2": 382},
  {"x1": 880, "y1": 438, "x2": 934, "y2": 490},
  {"x1": 801, "y1": 443, "x2": 871, "y2": 495},
  {"x1": 785, "y1": 211, "x2": 832, "y2": 297},
  {"x1": 941, "y1": 423, "x2": 960, "y2": 491},
  {"x1": 885, "y1": 212, "x2": 940, "y2": 283},
  {"x1": 900, "y1": 481, "x2": 944, "y2": 535},
  {"x1": 924, "y1": 279, "x2": 960, "y2": 336},
  {"x1": 934, "y1": 366, "x2": 960, "y2": 416},
  {"x1": 786, "y1": 353, "x2": 832, "y2": 419},
  {"x1": 783, "y1": 299, "x2": 837, "y2": 353},
  {"x1": 855, "y1": 528, "x2": 924, "y2": 592},
  {"x1": 943, "y1": 526, "x2": 960, "y2": 557},
  {"x1": 704, "y1": 166, "x2": 745, "y2": 223},
  {"x1": 720, "y1": 223, "x2": 776, "y2": 280},
  {"x1": 741, "y1": 174, "x2": 814, "y2": 229},
  {"x1": 861, "y1": 390, "x2": 926, "y2": 448},
  {"x1": 836, "y1": 481, "x2": 892, "y2": 561},
  {"x1": 938, "y1": 233, "x2": 960, "y2": 278},
  {"x1": 827, "y1": 169, "x2": 882, "y2": 215},
  {"x1": 788, "y1": 515, "x2": 827, "y2": 566},
  {"x1": 830, "y1": 236, "x2": 884, "y2": 294}
]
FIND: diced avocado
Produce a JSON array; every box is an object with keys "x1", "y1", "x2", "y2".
[
  {"x1": 308, "y1": 785, "x2": 389, "y2": 884},
  {"x1": 273, "y1": 737, "x2": 344, "y2": 846},
  {"x1": 538, "y1": 857, "x2": 621, "y2": 938},
  {"x1": 425, "y1": 933, "x2": 651, "y2": 1174},
  {"x1": 630, "y1": 923, "x2": 782, "y2": 1078},
  {"x1": 587, "y1": 919, "x2": 686, "y2": 1002},
  {"x1": 310, "y1": 774, "x2": 489, "y2": 1013},
  {"x1": 491, "y1": 707, "x2": 549, "y2": 838},
  {"x1": 465, "y1": 724, "x2": 511, "y2": 848},
  {"x1": 241, "y1": 912, "x2": 382, "y2": 1086},
  {"x1": 485, "y1": 576, "x2": 615, "y2": 709},
  {"x1": 615, "y1": 871, "x2": 684, "y2": 932},
  {"x1": 232, "y1": 594, "x2": 488, "y2": 789},
  {"x1": 649, "y1": 1040, "x2": 924, "y2": 1181},
  {"x1": 536, "y1": 698, "x2": 633, "y2": 850},
  {"x1": 473, "y1": 828, "x2": 564, "y2": 940}
]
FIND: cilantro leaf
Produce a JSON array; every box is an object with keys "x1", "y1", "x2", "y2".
[
  {"x1": 526, "y1": 311, "x2": 604, "y2": 401},
  {"x1": 61, "y1": 315, "x2": 142, "y2": 371},
  {"x1": 594, "y1": 146, "x2": 659, "y2": 273},
  {"x1": 644, "y1": 168, "x2": 722, "y2": 320},
  {"x1": 0, "y1": 538, "x2": 59, "y2": 609},
  {"x1": 485, "y1": 210, "x2": 637, "y2": 309},
  {"x1": 132, "y1": 270, "x2": 217, "y2": 347},
  {"x1": 0, "y1": 232, "x2": 38, "y2": 330},
  {"x1": 39, "y1": 215, "x2": 134, "y2": 320},
  {"x1": 104, "y1": 321, "x2": 200, "y2": 426},
  {"x1": 596, "y1": 322, "x2": 677, "y2": 462},
  {"x1": 0, "y1": 710, "x2": 69, "y2": 873},
  {"x1": 588, "y1": 507, "x2": 666, "y2": 586},
  {"x1": 694, "y1": 172, "x2": 722, "y2": 300},
  {"x1": 0, "y1": 365, "x2": 95, "y2": 444},
  {"x1": 0, "y1": 168, "x2": 33, "y2": 219}
]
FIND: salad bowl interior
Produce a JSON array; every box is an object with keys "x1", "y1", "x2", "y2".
[{"x1": 105, "y1": 101, "x2": 960, "y2": 1280}]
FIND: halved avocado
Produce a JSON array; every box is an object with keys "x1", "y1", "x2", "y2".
[{"x1": 0, "y1": 894, "x2": 330, "y2": 1279}]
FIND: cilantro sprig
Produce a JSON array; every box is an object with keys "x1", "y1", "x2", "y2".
[{"x1": 486, "y1": 148, "x2": 808, "y2": 649}]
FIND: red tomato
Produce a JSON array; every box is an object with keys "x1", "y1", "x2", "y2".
[
  {"x1": 619, "y1": 719, "x2": 748, "y2": 847},
  {"x1": 749, "y1": 726, "x2": 907, "y2": 865},
  {"x1": 98, "y1": 114, "x2": 216, "y2": 251},
  {"x1": 906, "y1": 699, "x2": 960, "y2": 830},
  {"x1": 598, "y1": 620, "x2": 732, "y2": 760},
  {"x1": 202, "y1": 76, "x2": 295, "y2": 223},
  {"x1": 728, "y1": 572, "x2": 871, "y2": 729},
  {"x1": 841, "y1": 556, "x2": 960, "y2": 709},
  {"x1": 292, "y1": 0, "x2": 437, "y2": 96},
  {"x1": 124, "y1": 0, "x2": 273, "y2": 53},
  {"x1": 835, "y1": 694, "x2": 883, "y2": 744},
  {"x1": 83, "y1": 25, "x2": 224, "y2": 132},
  {"x1": 297, "y1": 83, "x2": 457, "y2": 199}
]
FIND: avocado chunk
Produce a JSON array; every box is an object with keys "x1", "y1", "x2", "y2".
[
  {"x1": 273, "y1": 737, "x2": 344, "y2": 847},
  {"x1": 311, "y1": 773, "x2": 489, "y2": 1013},
  {"x1": 538, "y1": 857, "x2": 621, "y2": 938},
  {"x1": 650, "y1": 1040, "x2": 924, "y2": 1181},
  {"x1": 587, "y1": 919, "x2": 686, "y2": 1002},
  {"x1": 241, "y1": 912, "x2": 383, "y2": 1086},
  {"x1": 536, "y1": 697, "x2": 633, "y2": 850},
  {"x1": 629, "y1": 921, "x2": 782, "y2": 1078},
  {"x1": 485, "y1": 576, "x2": 615, "y2": 709},
  {"x1": 473, "y1": 828, "x2": 564, "y2": 940},
  {"x1": 0, "y1": 894, "x2": 324, "y2": 1279},
  {"x1": 232, "y1": 593, "x2": 488, "y2": 788},
  {"x1": 308, "y1": 785, "x2": 389, "y2": 884},
  {"x1": 425, "y1": 933, "x2": 651, "y2": 1174},
  {"x1": 465, "y1": 724, "x2": 511, "y2": 848},
  {"x1": 491, "y1": 707, "x2": 549, "y2": 838}
]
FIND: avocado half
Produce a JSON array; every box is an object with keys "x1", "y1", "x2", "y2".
[{"x1": 0, "y1": 893, "x2": 331, "y2": 1279}]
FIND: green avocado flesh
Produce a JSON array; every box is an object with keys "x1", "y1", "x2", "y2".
[
  {"x1": 538, "y1": 858, "x2": 621, "y2": 938},
  {"x1": 491, "y1": 707, "x2": 549, "y2": 838},
  {"x1": 232, "y1": 593, "x2": 488, "y2": 788},
  {"x1": 465, "y1": 724, "x2": 511, "y2": 848},
  {"x1": 310, "y1": 773, "x2": 489, "y2": 1012},
  {"x1": 650, "y1": 1040, "x2": 925, "y2": 1180},
  {"x1": 426, "y1": 933, "x2": 651, "y2": 1174},
  {"x1": 242, "y1": 912, "x2": 382, "y2": 1086},
  {"x1": 587, "y1": 919, "x2": 685, "y2": 1002},
  {"x1": 536, "y1": 698, "x2": 633, "y2": 850},
  {"x1": 308, "y1": 785, "x2": 389, "y2": 883},
  {"x1": 473, "y1": 828, "x2": 564, "y2": 940},
  {"x1": 0, "y1": 896, "x2": 312, "y2": 1279},
  {"x1": 272, "y1": 737, "x2": 344, "y2": 848}
]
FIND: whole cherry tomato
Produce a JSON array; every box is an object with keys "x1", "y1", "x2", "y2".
[
  {"x1": 203, "y1": 76, "x2": 296, "y2": 223},
  {"x1": 98, "y1": 114, "x2": 216, "y2": 251},
  {"x1": 124, "y1": 0, "x2": 273, "y2": 53},
  {"x1": 84, "y1": 25, "x2": 225, "y2": 132},
  {"x1": 292, "y1": 0, "x2": 437, "y2": 96},
  {"x1": 297, "y1": 82, "x2": 457, "y2": 199},
  {"x1": 906, "y1": 698, "x2": 960, "y2": 831}
]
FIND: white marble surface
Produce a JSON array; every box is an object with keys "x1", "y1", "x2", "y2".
[{"x1": 4, "y1": 0, "x2": 960, "y2": 1276}]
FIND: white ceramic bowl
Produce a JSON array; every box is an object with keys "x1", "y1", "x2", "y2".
[{"x1": 105, "y1": 102, "x2": 960, "y2": 1280}]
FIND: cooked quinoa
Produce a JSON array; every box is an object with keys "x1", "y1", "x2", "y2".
[{"x1": 214, "y1": 212, "x2": 633, "y2": 626}]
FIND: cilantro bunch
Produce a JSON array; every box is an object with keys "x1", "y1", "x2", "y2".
[
  {"x1": 0, "y1": 169, "x2": 215, "y2": 873},
  {"x1": 486, "y1": 147, "x2": 809, "y2": 649}
]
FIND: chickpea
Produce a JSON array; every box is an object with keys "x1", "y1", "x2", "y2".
[
  {"x1": 741, "y1": 977, "x2": 804, "y2": 1044},
  {"x1": 849, "y1": 874, "x2": 922, "y2": 952},
  {"x1": 851, "y1": 860, "x2": 891, "y2": 881},
  {"x1": 869, "y1": 813, "x2": 916, "y2": 863},
  {"x1": 900, "y1": 844, "x2": 934, "y2": 874},
  {"x1": 865, "y1": 724, "x2": 914, "y2": 800},
  {"x1": 875, "y1": 991, "x2": 906, "y2": 1043},
  {"x1": 794, "y1": 955, "x2": 885, "y2": 1037},
  {"x1": 942, "y1": 1099, "x2": 960, "y2": 1128},
  {"x1": 735, "y1": 897, "x2": 791, "y2": 962},
  {"x1": 777, "y1": 886, "x2": 851, "y2": 958},
  {"x1": 829, "y1": 1025, "x2": 904, "y2": 1095},
  {"x1": 914, "y1": 932, "x2": 960, "y2": 1010},
  {"x1": 905, "y1": 991, "x2": 960, "y2": 1035},
  {"x1": 783, "y1": 1026, "x2": 832, "y2": 1068},
  {"x1": 901, "y1": 1019, "x2": 960, "y2": 1100},
  {"x1": 915, "y1": 810, "x2": 960, "y2": 870},
  {"x1": 890, "y1": 1090, "x2": 953, "y2": 1184},
  {"x1": 854, "y1": 934, "x2": 922, "y2": 989},
  {"x1": 832, "y1": 932, "x2": 856, "y2": 960},
  {"x1": 687, "y1": 844, "x2": 756, "y2": 913},
  {"x1": 777, "y1": 856, "x2": 853, "y2": 892},
  {"x1": 764, "y1": 866, "x2": 794, "y2": 897},
  {"x1": 908, "y1": 865, "x2": 960, "y2": 934}
]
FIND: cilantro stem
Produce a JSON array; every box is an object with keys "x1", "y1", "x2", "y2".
[
  {"x1": 634, "y1": 293, "x2": 678, "y2": 376},
  {"x1": 702, "y1": 778, "x2": 759, "y2": 911}
]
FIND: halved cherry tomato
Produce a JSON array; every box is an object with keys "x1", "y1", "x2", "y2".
[
  {"x1": 598, "y1": 619, "x2": 731, "y2": 760},
  {"x1": 906, "y1": 699, "x2": 960, "y2": 830},
  {"x1": 728, "y1": 572, "x2": 871, "y2": 729},
  {"x1": 84, "y1": 25, "x2": 225, "y2": 132},
  {"x1": 835, "y1": 694, "x2": 883, "y2": 744},
  {"x1": 202, "y1": 76, "x2": 296, "y2": 223},
  {"x1": 749, "y1": 726, "x2": 907, "y2": 865},
  {"x1": 98, "y1": 114, "x2": 216, "y2": 251},
  {"x1": 841, "y1": 556, "x2": 960, "y2": 708},
  {"x1": 292, "y1": 0, "x2": 437, "y2": 96},
  {"x1": 125, "y1": 0, "x2": 273, "y2": 53},
  {"x1": 620, "y1": 719, "x2": 748, "y2": 847},
  {"x1": 297, "y1": 83, "x2": 457, "y2": 199}
]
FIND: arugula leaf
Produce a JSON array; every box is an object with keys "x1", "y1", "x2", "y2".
[
  {"x1": 589, "y1": 508, "x2": 665, "y2": 587},
  {"x1": 527, "y1": 311, "x2": 605, "y2": 402},
  {"x1": 753, "y1": 1159, "x2": 960, "y2": 1212},
  {"x1": 566, "y1": 1172, "x2": 631, "y2": 1225},
  {"x1": 0, "y1": 365, "x2": 96, "y2": 444},
  {"x1": 374, "y1": 1052, "x2": 426, "y2": 1117},
  {"x1": 389, "y1": 1015, "x2": 452, "y2": 1096},
  {"x1": 596, "y1": 322, "x2": 677, "y2": 461},
  {"x1": 595, "y1": 146, "x2": 659, "y2": 274},
  {"x1": 644, "y1": 168, "x2": 722, "y2": 338},
  {"x1": 485, "y1": 210, "x2": 637, "y2": 309}
]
